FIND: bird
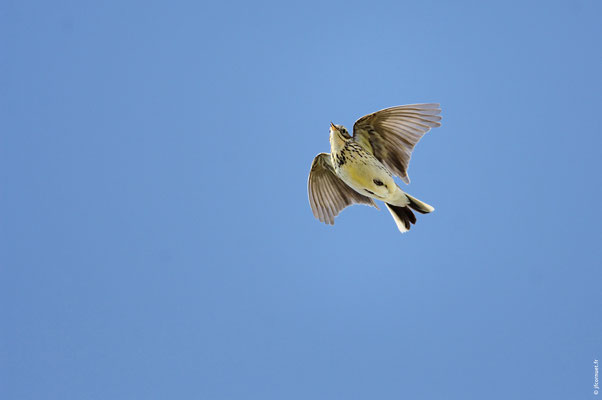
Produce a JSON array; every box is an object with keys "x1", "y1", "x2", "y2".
[{"x1": 307, "y1": 103, "x2": 442, "y2": 233}]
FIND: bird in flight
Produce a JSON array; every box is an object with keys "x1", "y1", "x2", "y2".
[{"x1": 307, "y1": 103, "x2": 442, "y2": 233}]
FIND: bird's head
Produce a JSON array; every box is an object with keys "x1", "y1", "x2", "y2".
[{"x1": 329, "y1": 122, "x2": 350, "y2": 150}]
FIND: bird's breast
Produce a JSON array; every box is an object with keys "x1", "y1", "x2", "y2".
[{"x1": 334, "y1": 150, "x2": 395, "y2": 200}]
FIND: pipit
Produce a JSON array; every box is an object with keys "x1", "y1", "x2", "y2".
[{"x1": 307, "y1": 103, "x2": 442, "y2": 233}]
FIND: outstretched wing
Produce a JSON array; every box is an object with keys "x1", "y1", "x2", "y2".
[
  {"x1": 308, "y1": 153, "x2": 377, "y2": 225},
  {"x1": 352, "y1": 103, "x2": 442, "y2": 184}
]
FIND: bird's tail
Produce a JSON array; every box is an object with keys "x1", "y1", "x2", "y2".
[
  {"x1": 385, "y1": 203, "x2": 416, "y2": 233},
  {"x1": 405, "y1": 193, "x2": 435, "y2": 214},
  {"x1": 386, "y1": 193, "x2": 434, "y2": 233}
]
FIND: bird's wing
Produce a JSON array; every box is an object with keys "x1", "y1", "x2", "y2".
[
  {"x1": 308, "y1": 153, "x2": 377, "y2": 225},
  {"x1": 352, "y1": 103, "x2": 441, "y2": 184}
]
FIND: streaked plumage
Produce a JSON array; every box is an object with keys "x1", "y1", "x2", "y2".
[{"x1": 307, "y1": 103, "x2": 442, "y2": 233}]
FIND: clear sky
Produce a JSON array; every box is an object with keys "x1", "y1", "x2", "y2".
[{"x1": 1, "y1": 0, "x2": 601, "y2": 399}]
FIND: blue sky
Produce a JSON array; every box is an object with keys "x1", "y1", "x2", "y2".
[{"x1": 1, "y1": 0, "x2": 601, "y2": 399}]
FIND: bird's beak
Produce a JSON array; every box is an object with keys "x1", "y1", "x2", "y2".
[{"x1": 330, "y1": 122, "x2": 337, "y2": 131}]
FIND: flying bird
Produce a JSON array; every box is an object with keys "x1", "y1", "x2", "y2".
[{"x1": 307, "y1": 103, "x2": 442, "y2": 233}]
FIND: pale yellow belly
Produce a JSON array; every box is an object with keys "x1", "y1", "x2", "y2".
[{"x1": 337, "y1": 161, "x2": 395, "y2": 199}]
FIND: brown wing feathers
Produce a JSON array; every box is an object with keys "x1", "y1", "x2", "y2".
[
  {"x1": 352, "y1": 103, "x2": 441, "y2": 184},
  {"x1": 307, "y1": 153, "x2": 376, "y2": 224}
]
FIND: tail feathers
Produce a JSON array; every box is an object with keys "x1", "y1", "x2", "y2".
[
  {"x1": 385, "y1": 203, "x2": 416, "y2": 233},
  {"x1": 405, "y1": 193, "x2": 435, "y2": 214}
]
